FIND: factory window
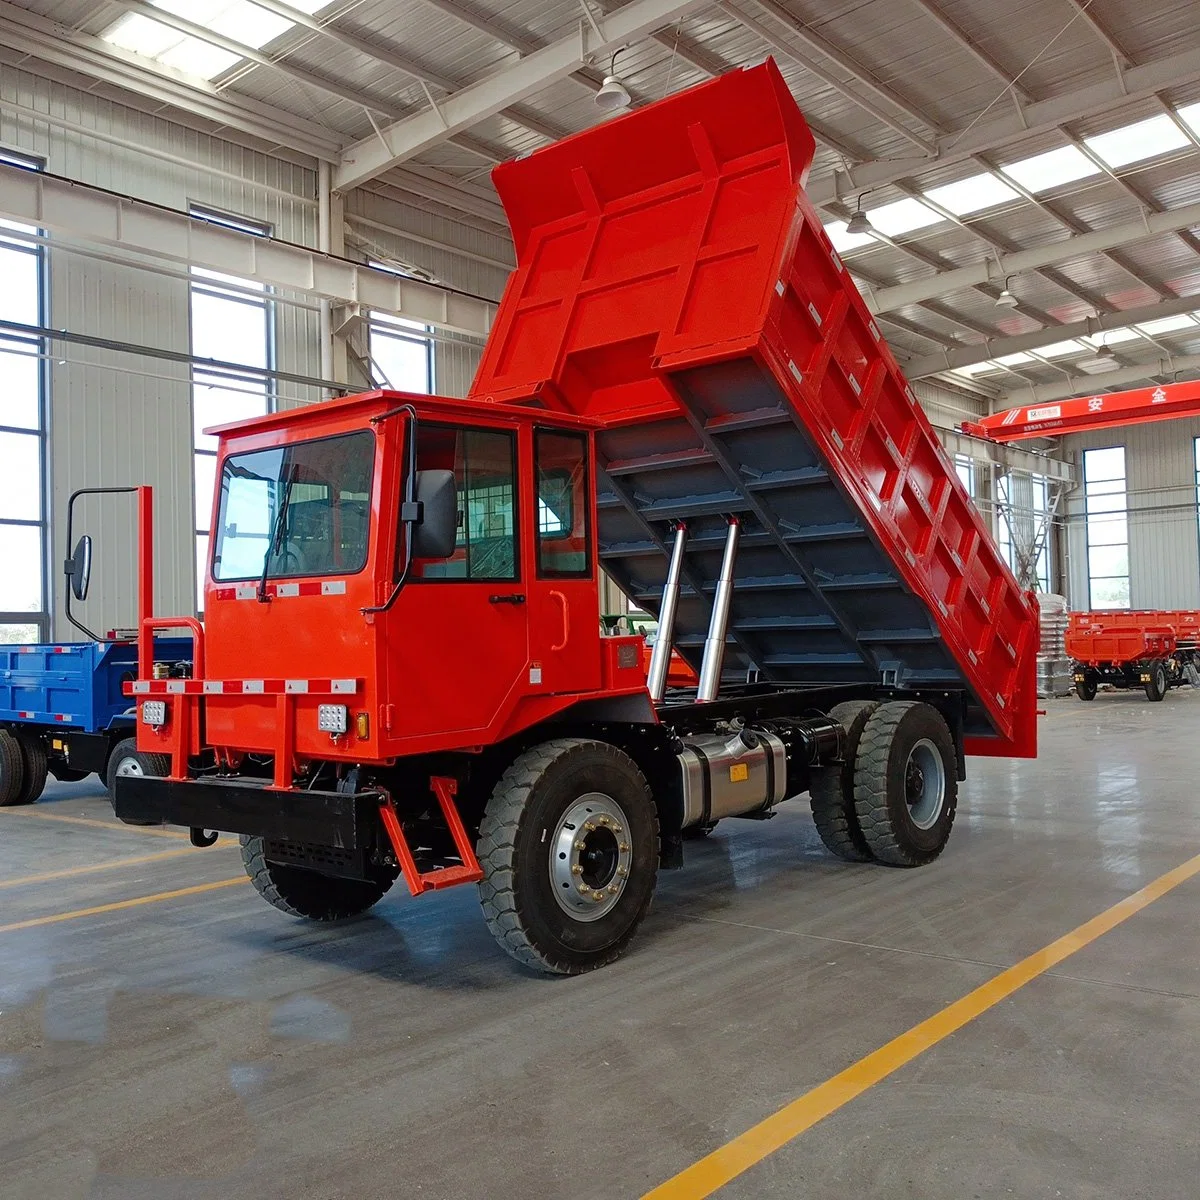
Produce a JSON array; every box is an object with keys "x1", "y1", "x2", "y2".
[
  {"x1": 189, "y1": 206, "x2": 273, "y2": 612},
  {"x1": 0, "y1": 148, "x2": 47, "y2": 644},
  {"x1": 367, "y1": 262, "x2": 434, "y2": 394},
  {"x1": 1083, "y1": 446, "x2": 1129, "y2": 608},
  {"x1": 954, "y1": 454, "x2": 975, "y2": 497}
]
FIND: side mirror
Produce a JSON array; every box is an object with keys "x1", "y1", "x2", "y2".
[
  {"x1": 410, "y1": 470, "x2": 457, "y2": 560},
  {"x1": 67, "y1": 534, "x2": 93, "y2": 602}
]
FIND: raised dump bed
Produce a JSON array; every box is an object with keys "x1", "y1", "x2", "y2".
[{"x1": 470, "y1": 60, "x2": 1038, "y2": 758}]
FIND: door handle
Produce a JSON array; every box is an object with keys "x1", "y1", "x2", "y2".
[
  {"x1": 489, "y1": 593, "x2": 526, "y2": 605},
  {"x1": 549, "y1": 590, "x2": 569, "y2": 651}
]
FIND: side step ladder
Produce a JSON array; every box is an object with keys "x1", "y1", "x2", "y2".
[{"x1": 378, "y1": 776, "x2": 484, "y2": 896}]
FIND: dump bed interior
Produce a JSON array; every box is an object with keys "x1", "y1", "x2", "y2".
[{"x1": 469, "y1": 61, "x2": 1037, "y2": 758}]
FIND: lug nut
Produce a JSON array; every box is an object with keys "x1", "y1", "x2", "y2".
[
  {"x1": 617, "y1": 867, "x2": 629, "y2": 878},
  {"x1": 608, "y1": 883, "x2": 620, "y2": 894},
  {"x1": 584, "y1": 820, "x2": 596, "y2": 832},
  {"x1": 592, "y1": 891, "x2": 605, "y2": 902},
  {"x1": 574, "y1": 839, "x2": 586, "y2": 851},
  {"x1": 571, "y1": 864, "x2": 583, "y2": 875},
  {"x1": 578, "y1": 884, "x2": 590, "y2": 894},
  {"x1": 612, "y1": 825, "x2": 623, "y2": 834},
  {"x1": 618, "y1": 843, "x2": 631, "y2": 853}
]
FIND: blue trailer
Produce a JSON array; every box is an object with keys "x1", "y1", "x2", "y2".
[{"x1": 0, "y1": 638, "x2": 190, "y2": 805}]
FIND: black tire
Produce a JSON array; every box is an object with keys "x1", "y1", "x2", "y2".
[
  {"x1": 240, "y1": 835, "x2": 393, "y2": 921},
  {"x1": 0, "y1": 731, "x2": 26, "y2": 807},
  {"x1": 1075, "y1": 678, "x2": 1097, "y2": 701},
  {"x1": 853, "y1": 701, "x2": 958, "y2": 868},
  {"x1": 809, "y1": 700, "x2": 878, "y2": 862},
  {"x1": 13, "y1": 734, "x2": 49, "y2": 805},
  {"x1": 478, "y1": 738, "x2": 659, "y2": 976},
  {"x1": 105, "y1": 737, "x2": 170, "y2": 823},
  {"x1": 1145, "y1": 661, "x2": 1167, "y2": 702}
]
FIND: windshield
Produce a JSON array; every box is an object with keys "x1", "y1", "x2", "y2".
[{"x1": 213, "y1": 431, "x2": 374, "y2": 582}]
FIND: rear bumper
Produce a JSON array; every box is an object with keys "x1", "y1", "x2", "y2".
[{"x1": 113, "y1": 773, "x2": 380, "y2": 848}]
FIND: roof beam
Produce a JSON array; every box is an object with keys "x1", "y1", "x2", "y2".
[
  {"x1": 999, "y1": 354, "x2": 1200, "y2": 405},
  {"x1": 937, "y1": 426, "x2": 1075, "y2": 483},
  {"x1": 0, "y1": 162, "x2": 495, "y2": 338},
  {"x1": 904, "y1": 292, "x2": 1200, "y2": 378},
  {"x1": 335, "y1": 0, "x2": 707, "y2": 190},
  {"x1": 906, "y1": 0, "x2": 1033, "y2": 104},
  {"x1": 416, "y1": 0, "x2": 542, "y2": 55},
  {"x1": 1061, "y1": 0, "x2": 1132, "y2": 67},
  {"x1": 720, "y1": 1, "x2": 935, "y2": 156},
  {"x1": 866, "y1": 199, "x2": 1200, "y2": 312},
  {"x1": 809, "y1": 43, "x2": 1200, "y2": 207},
  {"x1": 0, "y1": 0, "x2": 341, "y2": 161}
]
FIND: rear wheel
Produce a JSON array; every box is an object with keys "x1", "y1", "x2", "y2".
[
  {"x1": 241, "y1": 836, "x2": 393, "y2": 920},
  {"x1": 106, "y1": 737, "x2": 170, "y2": 822},
  {"x1": 853, "y1": 701, "x2": 958, "y2": 867},
  {"x1": 0, "y1": 731, "x2": 26, "y2": 806},
  {"x1": 478, "y1": 738, "x2": 659, "y2": 975},
  {"x1": 1075, "y1": 678, "x2": 1097, "y2": 701},
  {"x1": 13, "y1": 734, "x2": 48, "y2": 805},
  {"x1": 1144, "y1": 661, "x2": 1168, "y2": 702},
  {"x1": 808, "y1": 700, "x2": 878, "y2": 862}
]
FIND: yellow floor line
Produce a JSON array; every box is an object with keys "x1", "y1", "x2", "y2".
[
  {"x1": 0, "y1": 809, "x2": 191, "y2": 839},
  {"x1": 0, "y1": 846, "x2": 212, "y2": 890},
  {"x1": 644, "y1": 849, "x2": 1200, "y2": 1199},
  {"x1": 0, "y1": 876, "x2": 247, "y2": 934}
]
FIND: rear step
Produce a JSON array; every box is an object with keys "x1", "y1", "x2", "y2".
[{"x1": 378, "y1": 775, "x2": 484, "y2": 896}]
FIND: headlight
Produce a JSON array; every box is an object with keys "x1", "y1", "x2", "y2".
[
  {"x1": 318, "y1": 704, "x2": 348, "y2": 734},
  {"x1": 142, "y1": 700, "x2": 167, "y2": 727}
]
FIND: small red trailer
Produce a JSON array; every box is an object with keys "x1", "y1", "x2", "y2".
[
  {"x1": 111, "y1": 62, "x2": 1038, "y2": 974},
  {"x1": 1066, "y1": 610, "x2": 1200, "y2": 701}
]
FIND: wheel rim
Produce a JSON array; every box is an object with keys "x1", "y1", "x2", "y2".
[
  {"x1": 904, "y1": 739, "x2": 946, "y2": 830},
  {"x1": 549, "y1": 793, "x2": 633, "y2": 922},
  {"x1": 114, "y1": 755, "x2": 143, "y2": 777}
]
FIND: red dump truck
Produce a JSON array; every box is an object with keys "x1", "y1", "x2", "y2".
[
  {"x1": 113, "y1": 62, "x2": 1038, "y2": 974},
  {"x1": 1067, "y1": 609, "x2": 1200, "y2": 701}
]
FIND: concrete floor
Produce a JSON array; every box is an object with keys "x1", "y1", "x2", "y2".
[{"x1": 2, "y1": 691, "x2": 1198, "y2": 1200}]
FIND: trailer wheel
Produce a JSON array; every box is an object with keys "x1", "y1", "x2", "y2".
[
  {"x1": 240, "y1": 836, "x2": 392, "y2": 921},
  {"x1": 13, "y1": 734, "x2": 49, "y2": 805},
  {"x1": 1075, "y1": 679, "x2": 1097, "y2": 701},
  {"x1": 853, "y1": 702, "x2": 958, "y2": 867},
  {"x1": 808, "y1": 700, "x2": 878, "y2": 862},
  {"x1": 0, "y1": 731, "x2": 26, "y2": 807},
  {"x1": 477, "y1": 738, "x2": 659, "y2": 975},
  {"x1": 1144, "y1": 661, "x2": 1168, "y2": 702}
]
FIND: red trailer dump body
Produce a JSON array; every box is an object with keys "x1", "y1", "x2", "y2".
[
  {"x1": 471, "y1": 60, "x2": 1037, "y2": 758},
  {"x1": 1065, "y1": 622, "x2": 1176, "y2": 666},
  {"x1": 1065, "y1": 610, "x2": 1200, "y2": 700}
]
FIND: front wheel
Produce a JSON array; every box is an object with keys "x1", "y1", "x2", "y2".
[
  {"x1": 1075, "y1": 678, "x2": 1097, "y2": 702},
  {"x1": 477, "y1": 738, "x2": 659, "y2": 975},
  {"x1": 1145, "y1": 661, "x2": 1168, "y2": 702},
  {"x1": 853, "y1": 702, "x2": 958, "y2": 867},
  {"x1": 241, "y1": 836, "x2": 393, "y2": 920},
  {"x1": 106, "y1": 737, "x2": 170, "y2": 822}
]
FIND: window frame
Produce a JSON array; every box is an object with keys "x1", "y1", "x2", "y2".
[
  {"x1": 0, "y1": 146, "x2": 49, "y2": 643},
  {"x1": 534, "y1": 428, "x2": 592, "y2": 581},
  {"x1": 1083, "y1": 446, "x2": 1130, "y2": 609},
  {"x1": 412, "y1": 421, "x2": 521, "y2": 584},
  {"x1": 211, "y1": 429, "x2": 377, "y2": 584}
]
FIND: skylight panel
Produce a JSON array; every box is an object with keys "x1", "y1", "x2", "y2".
[
  {"x1": 1032, "y1": 340, "x2": 1087, "y2": 357},
  {"x1": 994, "y1": 353, "x2": 1034, "y2": 367},
  {"x1": 950, "y1": 362, "x2": 993, "y2": 377},
  {"x1": 1002, "y1": 146, "x2": 1101, "y2": 193},
  {"x1": 867, "y1": 197, "x2": 944, "y2": 237},
  {"x1": 1085, "y1": 327, "x2": 1141, "y2": 346},
  {"x1": 923, "y1": 173, "x2": 1019, "y2": 216},
  {"x1": 824, "y1": 221, "x2": 875, "y2": 254},
  {"x1": 103, "y1": 0, "x2": 329, "y2": 81},
  {"x1": 1136, "y1": 314, "x2": 1197, "y2": 335},
  {"x1": 1177, "y1": 102, "x2": 1200, "y2": 138},
  {"x1": 1085, "y1": 115, "x2": 1190, "y2": 169}
]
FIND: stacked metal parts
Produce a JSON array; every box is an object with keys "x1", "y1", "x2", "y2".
[{"x1": 1036, "y1": 593, "x2": 1072, "y2": 698}]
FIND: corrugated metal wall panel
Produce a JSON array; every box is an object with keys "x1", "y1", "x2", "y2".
[
  {"x1": 1063, "y1": 418, "x2": 1200, "y2": 610},
  {"x1": 48, "y1": 253, "x2": 193, "y2": 638}
]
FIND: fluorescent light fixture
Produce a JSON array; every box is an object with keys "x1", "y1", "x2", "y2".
[
  {"x1": 1002, "y1": 145, "x2": 1101, "y2": 193},
  {"x1": 1033, "y1": 339, "x2": 1087, "y2": 357},
  {"x1": 1136, "y1": 314, "x2": 1197, "y2": 335},
  {"x1": 924, "y1": 172, "x2": 1019, "y2": 216},
  {"x1": 1085, "y1": 115, "x2": 1190, "y2": 169},
  {"x1": 824, "y1": 221, "x2": 875, "y2": 254},
  {"x1": 867, "y1": 197, "x2": 944, "y2": 237},
  {"x1": 104, "y1": 0, "x2": 328, "y2": 81}
]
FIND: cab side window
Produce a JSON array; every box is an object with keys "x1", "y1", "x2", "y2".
[
  {"x1": 414, "y1": 425, "x2": 518, "y2": 580},
  {"x1": 535, "y1": 430, "x2": 591, "y2": 578}
]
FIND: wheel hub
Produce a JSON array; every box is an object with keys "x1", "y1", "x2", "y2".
[
  {"x1": 550, "y1": 793, "x2": 633, "y2": 921},
  {"x1": 904, "y1": 738, "x2": 946, "y2": 830},
  {"x1": 115, "y1": 756, "x2": 144, "y2": 777}
]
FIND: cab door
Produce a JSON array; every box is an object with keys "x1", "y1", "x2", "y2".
[
  {"x1": 387, "y1": 422, "x2": 530, "y2": 742},
  {"x1": 526, "y1": 428, "x2": 602, "y2": 695}
]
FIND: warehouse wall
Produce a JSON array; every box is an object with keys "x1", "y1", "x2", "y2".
[{"x1": 1063, "y1": 417, "x2": 1200, "y2": 610}]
